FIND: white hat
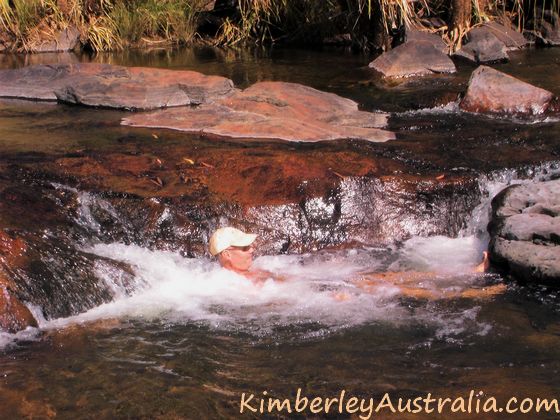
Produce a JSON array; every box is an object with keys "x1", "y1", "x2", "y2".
[{"x1": 208, "y1": 227, "x2": 257, "y2": 256}]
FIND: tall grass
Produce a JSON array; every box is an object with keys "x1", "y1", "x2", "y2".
[
  {"x1": 1, "y1": 0, "x2": 205, "y2": 52},
  {"x1": 1, "y1": 0, "x2": 560, "y2": 52}
]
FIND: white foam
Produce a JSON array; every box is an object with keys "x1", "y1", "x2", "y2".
[{"x1": 25, "y1": 241, "x2": 495, "y2": 346}]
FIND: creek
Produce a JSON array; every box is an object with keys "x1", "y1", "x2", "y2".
[{"x1": 0, "y1": 46, "x2": 560, "y2": 418}]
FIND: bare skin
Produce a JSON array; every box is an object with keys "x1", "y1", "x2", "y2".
[
  {"x1": 217, "y1": 245, "x2": 284, "y2": 285},
  {"x1": 217, "y1": 246, "x2": 497, "y2": 300}
]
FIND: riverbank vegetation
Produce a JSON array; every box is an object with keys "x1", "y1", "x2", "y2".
[{"x1": 0, "y1": 0, "x2": 559, "y2": 52}]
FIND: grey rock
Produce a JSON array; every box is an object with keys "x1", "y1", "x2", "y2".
[
  {"x1": 528, "y1": 12, "x2": 560, "y2": 46},
  {"x1": 32, "y1": 26, "x2": 81, "y2": 53},
  {"x1": 0, "y1": 63, "x2": 235, "y2": 109},
  {"x1": 369, "y1": 40, "x2": 456, "y2": 78},
  {"x1": 483, "y1": 21, "x2": 528, "y2": 49},
  {"x1": 489, "y1": 179, "x2": 560, "y2": 284},
  {"x1": 404, "y1": 28, "x2": 448, "y2": 53},
  {"x1": 454, "y1": 26, "x2": 509, "y2": 63}
]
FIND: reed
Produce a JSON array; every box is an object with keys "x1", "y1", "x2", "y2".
[
  {"x1": 1, "y1": 0, "x2": 560, "y2": 52},
  {"x1": 0, "y1": 0, "x2": 205, "y2": 51}
]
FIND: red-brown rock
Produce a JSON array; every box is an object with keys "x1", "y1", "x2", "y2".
[
  {"x1": 122, "y1": 81, "x2": 394, "y2": 142},
  {"x1": 0, "y1": 232, "x2": 37, "y2": 332},
  {"x1": 460, "y1": 66, "x2": 554, "y2": 115},
  {"x1": 0, "y1": 281, "x2": 38, "y2": 333}
]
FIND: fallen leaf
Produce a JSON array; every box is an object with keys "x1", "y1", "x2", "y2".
[
  {"x1": 152, "y1": 133, "x2": 159, "y2": 139},
  {"x1": 182, "y1": 158, "x2": 195, "y2": 165},
  {"x1": 331, "y1": 170, "x2": 345, "y2": 179},
  {"x1": 148, "y1": 176, "x2": 163, "y2": 187},
  {"x1": 436, "y1": 174, "x2": 445, "y2": 180}
]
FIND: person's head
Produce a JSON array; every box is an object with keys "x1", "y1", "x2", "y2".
[{"x1": 209, "y1": 227, "x2": 257, "y2": 273}]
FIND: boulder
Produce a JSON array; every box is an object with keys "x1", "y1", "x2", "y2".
[
  {"x1": 122, "y1": 81, "x2": 395, "y2": 142},
  {"x1": 483, "y1": 21, "x2": 528, "y2": 49},
  {"x1": 0, "y1": 63, "x2": 235, "y2": 109},
  {"x1": 454, "y1": 25, "x2": 509, "y2": 63},
  {"x1": 528, "y1": 12, "x2": 560, "y2": 46},
  {"x1": 404, "y1": 28, "x2": 448, "y2": 53},
  {"x1": 537, "y1": 19, "x2": 560, "y2": 45},
  {"x1": 488, "y1": 179, "x2": 560, "y2": 284},
  {"x1": 32, "y1": 26, "x2": 81, "y2": 53},
  {"x1": 460, "y1": 66, "x2": 554, "y2": 115},
  {"x1": 369, "y1": 40, "x2": 456, "y2": 78}
]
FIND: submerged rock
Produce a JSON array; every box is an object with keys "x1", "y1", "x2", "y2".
[
  {"x1": 460, "y1": 66, "x2": 554, "y2": 115},
  {"x1": 0, "y1": 63, "x2": 235, "y2": 109},
  {"x1": 368, "y1": 40, "x2": 456, "y2": 78},
  {"x1": 122, "y1": 81, "x2": 394, "y2": 142},
  {"x1": 488, "y1": 179, "x2": 560, "y2": 284}
]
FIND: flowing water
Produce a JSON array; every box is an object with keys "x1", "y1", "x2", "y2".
[{"x1": 1, "y1": 47, "x2": 560, "y2": 419}]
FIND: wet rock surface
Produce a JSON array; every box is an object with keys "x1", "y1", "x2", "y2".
[
  {"x1": 489, "y1": 179, "x2": 560, "y2": 284},
  {"x1": 123, "y1": 81, "x2": 393, "y2": 142},
  {"x1": 1, "y1": 58, "x2": 560, "y2": 324},
  {"x1": 0, "y1": 133, "x2": 487, "y2": 321},
  {"x1": 460, "y1": 66, "x2": 554, "y2": 115},
  {"x1": 368, "y1": 40, "x2": 456, "y2": 78},
  {"x1": 0, "y1": 232, "x2": 38, "y2": 332},
  {"x1": 0, "y1": 63, "x2": 235, "y2": 109}
]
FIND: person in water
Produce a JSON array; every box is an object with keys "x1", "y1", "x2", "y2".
[
  {"x1": 209, "y1": 226, "x2": 279, "y2": 284},
  {"x1": 209, "y1": 226, "x2": 490, "y2": 284}
]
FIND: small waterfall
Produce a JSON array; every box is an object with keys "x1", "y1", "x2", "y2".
[{"x1": 1, "y1": 159, "x2": 558, "y2": 349}]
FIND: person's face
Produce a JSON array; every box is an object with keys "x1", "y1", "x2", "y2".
[{"x1": 219, "y1": 244, "x2": 254, "y2": 273}]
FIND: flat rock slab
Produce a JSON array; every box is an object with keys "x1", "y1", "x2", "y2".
[
  {"x1": 122, "y1": 81, "x2": 395, "y2": 142},
  {"x1": 0, "y1": 63, "x2": 235, "y2": 109},
  {"x1": 460, "y1": 66, "x2": 554, "y2": 115},
  {"x1": 369, "y1": 40, "x2": 456, "y2": 78},
  {"x1": 489, "y1": 179, "x2": 560, "y2": 284}
]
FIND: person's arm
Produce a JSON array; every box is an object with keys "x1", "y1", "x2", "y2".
[{"x1": 245, "y1": 268, "x2": 287, "y2": 285}]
